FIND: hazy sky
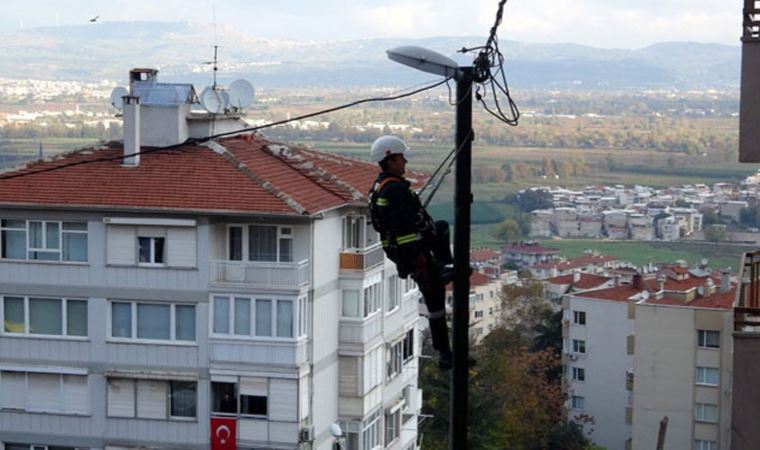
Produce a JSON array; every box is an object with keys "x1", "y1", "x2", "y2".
[{"x1": 1, "y1": 0, "x2": 742, "y2": 49}]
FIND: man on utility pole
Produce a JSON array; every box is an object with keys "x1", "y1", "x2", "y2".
[{"x1": 367, "y1": 135, "x2": 455, "y2": 370}]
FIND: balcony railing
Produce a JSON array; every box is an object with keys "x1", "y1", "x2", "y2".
[
  {"x1": 339, "y1": 244, "x2": 385, "y2": 271},
  {"x1": 210, "y1": 259, "x2": 309, "y2": 290},
  {"x1": 339, "y1": 312, "x2": 383, "y2": 348}
]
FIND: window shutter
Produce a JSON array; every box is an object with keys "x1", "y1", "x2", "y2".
[
  {"x1": 137, "y1": 380, "x2": 168, "y2": 419},
  {"x1": 27, "y1": 373, "x2": 61, "y2": 413},
  {"x1": 167, "y1": 227, "x2": 197, "y2": 268},
  {"x1": 0, "y1": 371, "x2": 26, "y2": 409},
  {"x1": 269, "y1": 378, "x2": 297, "y2": 421},
  {"x1": 62, "y1": 375, "x2": 90, "y2": 414},
  {"x1": 107, "y1": 225, "x2": 136, "y2": 265},
  {"x1": 239, "y1": 377, "x2": 267, "y2": 396},
  {"x1": 107, "y1": 378, "x2": 135, "y2": 417}
]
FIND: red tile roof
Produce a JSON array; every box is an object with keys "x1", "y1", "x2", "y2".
[
  {"x1": 576, "y1": 284, "x2": 644, "y2": 302},
  {"x1": 471, "y1": 248, "x2": 500, "y2": 262},
  {"x1": 0, "y1": 135, "x2": 389, "y2": 216},
  {"x1": 503, "y1": 242, "x2": 560, "y2": 254},
  {"x1": 643, "y1": 287, "x2": 736, "y2": 310},
  {"x1": 446, "y1": 271, "x2": 496, "y2": 291},
  {"x1": 547, "y1": 273, "x2": 610, "y2": 290}
]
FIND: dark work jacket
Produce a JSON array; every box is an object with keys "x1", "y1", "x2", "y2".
[{"x1": 369, "y1": 172, "x2": 429, "y2": 277}]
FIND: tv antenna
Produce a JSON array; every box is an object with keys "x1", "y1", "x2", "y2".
[{"x1": 203, "y1": 45, "x2": 220, "y2": 90}]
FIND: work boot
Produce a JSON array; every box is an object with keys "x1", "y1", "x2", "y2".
[{"x1": 438, "y1": 264, "x2": 455, "y2": 284}]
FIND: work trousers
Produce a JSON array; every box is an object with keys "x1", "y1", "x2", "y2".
[{"x1": 412, "y1": 250, "x2": 450, "y2": 353}]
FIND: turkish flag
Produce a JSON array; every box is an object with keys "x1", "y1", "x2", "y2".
[{"x1": 211, "y1": 417, "x2": 237, "y2": 450}]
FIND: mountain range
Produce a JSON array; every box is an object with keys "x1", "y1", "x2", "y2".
[{"x1": 0, "y1": 21, "x2": 740, "y2": 89}]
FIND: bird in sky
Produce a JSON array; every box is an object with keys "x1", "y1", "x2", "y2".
[{"x1": 89, "y1": 15, "x2": 99, "y2": 23}]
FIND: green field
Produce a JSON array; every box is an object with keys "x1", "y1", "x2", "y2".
[{"x1": 536, "y1": 239, "x2": 750, "y2": 270}]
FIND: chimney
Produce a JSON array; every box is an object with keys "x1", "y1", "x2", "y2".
[
  {"x1": 614, "y1": 274, "x2": 621, "y2": 286},
  {"x1": 657, "y1": 273, "x2": 666, "y2": 292},
  {"x1": 633, "y1": 272, "x2": 643, "y2": 290},
  {"x1": 122, "y1": 95, "x2": 140, "y2": 167},
  {"x1": 573, "y1": 270, "x2": 581, "y2": 283},
  {"x1": 720, "y1": 270, "x2": 731, "y2": 294}
]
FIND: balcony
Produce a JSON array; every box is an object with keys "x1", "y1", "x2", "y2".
[
  {"x1": 210, "y1": 338, "x2": 310, "y2": 367},
  {"x1": 340, "y1": 244, "x2": 385, "y2": 271},
  {"x1": 210, "y1": 259, "x2": 309, "y2": 290},
  {"x1": 339, "y1": 313, "x2": 383, "y2": 351}
]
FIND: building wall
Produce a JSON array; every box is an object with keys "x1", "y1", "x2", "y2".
[
  {"x1": 632, "y1": 305, "x2": 732, "y2": 450},
  {"x1": 731, "y1": 333, "x2": 760, "y2": 450},
  {"x1": 565, "y1": 296, "x2": 633, "y2": 450}
]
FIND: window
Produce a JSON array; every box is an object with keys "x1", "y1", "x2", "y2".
[
  {"x1": 109, "y1": 302, "x2": 195, "y2": 342},
  {"x1": 211, "y1": 382, "x2": 238, "y2": 414},
  {"x1": 297, "y1": 296, "x2": 309, "y2": 337},
  {"x1": 695, "y1": 403, "x2": 719, "y2": 423},
  {"x1": 138, "y1": 236, "x2": 165, "y2": 264},
  {"x1": 212, "y1": 295, "x2": 295, "y2": 339},
  {"x1": 1, "y1": 220, "x2": 87, "y2": 261},
  {"x1": 698, "y1": 330, "x2": 720, "y2": 349},
  {"x1": 572, "y1": 367, "x2": 585, "y2": 382},
  {"x1": 573, "y1": 311, "x2": 586, "y2": 325},
  {"x1": 387, "y1": 275, "x2": 399, "y2": 312},
  {"x1": 696, "y1": 367, "x2": 720, "y2": 386},
  {"x1": 571, "y1": 395, "x2": 585, "y2": 410},
  {"x1": 107, "y1": 378, "x2": 196, "y2": 420},
  {"x1": 3, "y1": 445, "x2": 83, "y2": 450},
  {"x1": 240, "y1": 377, "x2": 268, "y2": 417},
  {"x1": 573, "y1": 339, "x2": 586, "y2": 354},
  {"x1": 694, "y1": 439, "x2": 718, "y2": 450},
  {"x1": 388, "y1": 332, "x2": 414, "y2": 381},
  {"x1": 343, "y1": 215, "x2": 366, "y2": 249},
  {"x1": 385, "y1": 408, "x2": 401, "y2": 444},
  {"x1": 227, "y1": 224, "x2": 294, "y2": 262},
  {"x1": 402, "y1": 329, "x2": 415, "y2": 362},
  {"x1": 2, "y1": 296, "x2": 87, "y2": 337},
  {"x1": 362, "y1": 410, "x2": 382, "y2": 450},
  {"x1": 0, "y1": 371, "x2": 89, "y2": 415},
  {"x1": 342, "y1": 281, "x2": 383, "y2": 319},
  {"x1": 474, "y1": 310, "x2": 484, "y2": 318}
]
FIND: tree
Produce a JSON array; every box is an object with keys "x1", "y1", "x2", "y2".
[
  {"x1": 704, "y1": 224, "x2": 727, "y2": 242},
  {"x1": 493, "y1": 218, "x2": 522, "y2": 243}
]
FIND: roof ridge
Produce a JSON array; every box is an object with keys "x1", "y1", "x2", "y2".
[
  {"x1": 202, "y1": 140, "x2": 308, "y2": 215},
  {"x1": 266, "y1": 143, "x2": 366, "y2": 202}
]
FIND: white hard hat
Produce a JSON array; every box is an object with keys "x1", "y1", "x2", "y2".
[{"x1": 370, "y1": 135, "x2": 409, "y2": 163}]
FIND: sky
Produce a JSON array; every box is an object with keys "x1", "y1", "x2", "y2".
[{"x1": 0, "y1": 0, "x2": 742, "y2": 49}]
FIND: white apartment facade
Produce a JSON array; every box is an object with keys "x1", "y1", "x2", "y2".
[
  {"x1": 563, "y1": 283, "x2": 642, "y2": 450},
  {"x1": 0, "y1": 70, "x2": 422, "y2": 450}
]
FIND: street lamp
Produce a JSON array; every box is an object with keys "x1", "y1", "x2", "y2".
[{"x1": 387, "y1": 45, "x2": 476, "y2": 450}]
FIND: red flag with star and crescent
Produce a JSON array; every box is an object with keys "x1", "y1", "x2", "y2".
[{"x1": 211, "y1": 417, "x2": 237, "y2": 450}]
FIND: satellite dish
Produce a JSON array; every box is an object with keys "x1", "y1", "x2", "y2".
[
  {"x1": 200, "y1": 87, "x2": 224, "y2": 114},
  {"x1": 641, "y1": 290, "x2": 650, "y2": 300},
  {"x1": 228, "y1": 79, "x2": 255, "y2": 109},
  {"x1": 387, "y1": 46, "x2": 459, "y2": 78},
  {"x1": 220, "y1": 90, "x2": 230, "y2": 111},
  {"x1": 110, "y1": 86, "x2": 129, "y2": 110}
]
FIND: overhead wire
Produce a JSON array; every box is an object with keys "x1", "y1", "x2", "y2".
[{"x1": 0, "y1": 78, "x2": 450, "y2": 181}]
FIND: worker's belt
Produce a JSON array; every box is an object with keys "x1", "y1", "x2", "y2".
[
  {"x1": 429, "y1": 309, "x2": 446, "y2": 319},
  {"x1": 382, "y1": 232, "x2": 420, "y2": 248}
]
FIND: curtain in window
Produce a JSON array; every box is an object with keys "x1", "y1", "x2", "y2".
[
  {"x1": 66, "y1": 300, "x2": 87, "y2": 337},
  {"x1": 277, "y1": 300, "x2": 293, "y2": 338},
  {"x1": 256, "y1": 299, "x2": 272, "y2": 336},
  {"x1": 235, "y1": 298, "x2": 251, "y2": 335},
  {"x1": 171, "y1": 381, "x2": 197, "y2": 417},
  {"x1": 250, "y1": 226, "x2": 277, "y2": 261},
  {"x1": 137, "y1": 304, "x2": 170, "y2": 340},
  {"x1": 111, "y1": 302, "x2": 132, "y2": 337},
  {"x1": 29, "y1": 298, "x2": 62, "y2": 335},
  {"x1": 175, "y1": 305, "x2": 196, "y2": 341},
  {"x1": 213, "y1": 297, "x2": 230, "y2": 334},
  {"x1": 3, "y1": 296, "x2": 24, "y2": 333},
  {"x1": 279, "y1": 237, "x2": 293, "y2": 262}
]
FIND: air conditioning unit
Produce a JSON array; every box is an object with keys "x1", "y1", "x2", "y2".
[
  {"x1": 299, "y1": 426, "x2": 315, "y2": 442},
  {"x1": 568, "y1": 354, "x2": 578, "y2": 361},
  {"x1": 403, "y1": 385, "x2": 420, "y2": 411}
]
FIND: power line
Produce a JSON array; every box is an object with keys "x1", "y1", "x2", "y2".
[{"x1": 0, "y1": 78, "x2": 450, "y2": 182}]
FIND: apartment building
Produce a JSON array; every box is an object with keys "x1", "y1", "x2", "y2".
[
  {"x1": 563, "y1": 266, "x2": 735, "y2": 450},
  {"x1": 563, "y1": 280, "x2": 643, "y2": 450},
  {"x1": 445, "y1": 272, "x2": 502, "y2": 343},
  {"x1": 0, "y1": 70, "x2": 422, "y2": 450}
]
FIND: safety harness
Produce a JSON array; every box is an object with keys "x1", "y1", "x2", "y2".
[{"x1": 368, "y1": 176, "x2": 422, "y2": 251}]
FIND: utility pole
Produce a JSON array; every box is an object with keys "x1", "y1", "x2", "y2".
[
  {"x1": 451, "y1": 65, "x2": 474, "y2": 450},
  {"x1": 656, "y1": 416, "x2": 668, "y2": 450}
]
